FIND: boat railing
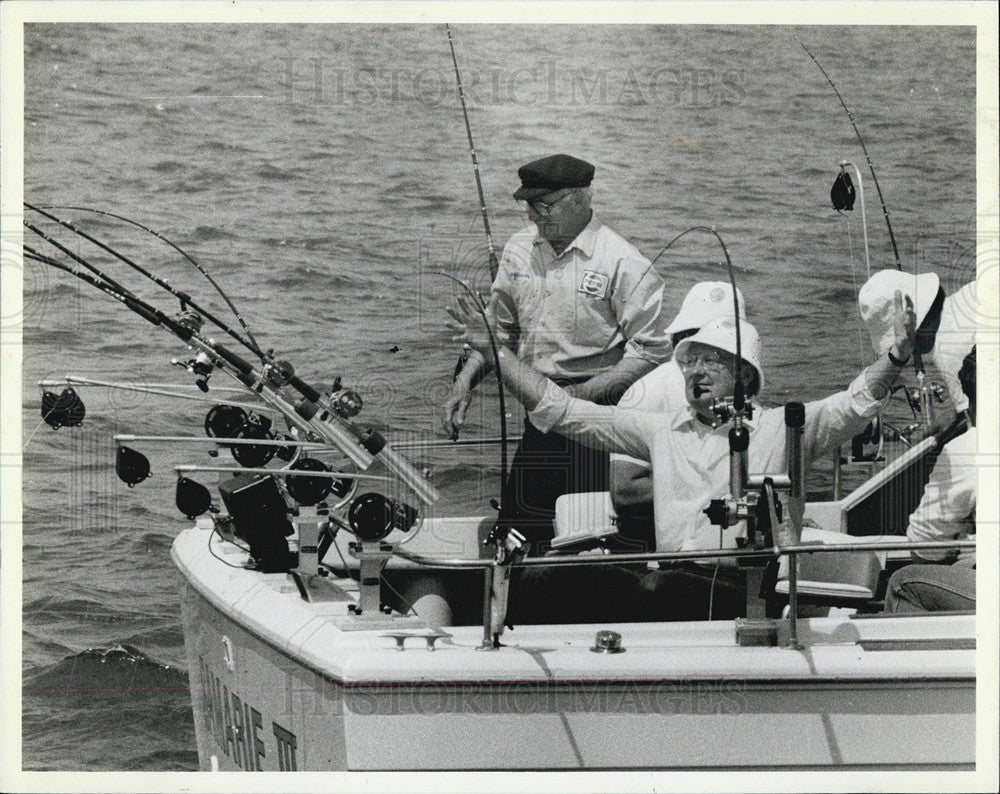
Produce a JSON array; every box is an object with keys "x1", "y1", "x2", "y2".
[
  {"x1": 392, "y1": 538, "x2": 975, "y2": 569},
  {"x1": 388, "y1": 537, "x2": 975, "y2": 650}
]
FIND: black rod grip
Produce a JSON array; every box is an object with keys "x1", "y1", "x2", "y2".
[
  {"x1": 212, "y1": 342, "x2": 254, "y2": 376},
  {"x1": 784, "y1": 401, "x2": 805, "y2": 428},
  {"x1": 123, "y1": 297, "x2": 163, "y2": 327},
  {"x1": 289, "y1": 376, "x2": 322, "y2": 403}
]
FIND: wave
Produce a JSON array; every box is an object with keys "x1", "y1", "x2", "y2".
[
  {"x1": 190, "y1": 224, "x2": 236, "y2": 242},
  {"x1": 256, "y1": 163, "x2": 300, "y2": 182},
  {"x1": 24, "y1": 644, "x2": 187, "y2": 699},
  {"x1": 22, "y1": 645, "x2": 196, "y2": 771}
]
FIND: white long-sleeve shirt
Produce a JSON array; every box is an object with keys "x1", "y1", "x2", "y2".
[
  {"x1": 609, "y1": 358, "x2": 687, "y2": 470},
  {"x1": 907, "y1": 427, "x2": 977, "y2": 562},
  {"x1": 529, "y1": 371, "x2": 886, "y2": 553}
]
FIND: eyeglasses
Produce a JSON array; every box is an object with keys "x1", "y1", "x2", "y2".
[
  {"x1": 525, "y1": 191, "x2": 572, "y2": 216},
  {"x1": 676, "y1": 350, "x2": 728, "y2": 372}
]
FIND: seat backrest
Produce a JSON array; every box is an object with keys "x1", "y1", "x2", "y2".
[
  {"x1": 775, "y1": 527, "x2": 910, "y2": 602},
  {"x1": 551, "y1": 491, "x2": 616, "y2": 549}
]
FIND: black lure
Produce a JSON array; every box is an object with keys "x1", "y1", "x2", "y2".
[{"x1": 831, "y1": 171, "x2": 856, "y2": 211}]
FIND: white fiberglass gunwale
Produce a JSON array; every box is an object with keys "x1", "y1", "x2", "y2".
[{"x1": 171, "y1": 523, "x2": 975, "y2": 689}]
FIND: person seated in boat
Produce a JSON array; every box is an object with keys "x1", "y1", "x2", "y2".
[
  {"x1": 446, "y1": 291, "x2": 918, "y2": 621},
  {"x1": 611, "y1": 281, "x2": 746, "y2": 552},
  {"x1": 885, "y1": 346, "x2": 976, "y2": 613},
  {"x1": 859, "y1": 269, "x2": 977, "y2": 437},
  {"x1": 443, "y1": 153, "x2": 674, "y2": 556}
]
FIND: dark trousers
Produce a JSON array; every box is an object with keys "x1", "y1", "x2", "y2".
[{"x1": 497, "y1": 416, "x2": 610, "y2": 556}]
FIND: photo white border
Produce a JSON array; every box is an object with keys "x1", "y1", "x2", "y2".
[{"x1": 2, "y1": 2, "x2": 997, "y2": 792}]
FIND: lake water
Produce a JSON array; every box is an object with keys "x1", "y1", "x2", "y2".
[{"x1": 19, "y1": 22, "x2": 978, "y2": 771}]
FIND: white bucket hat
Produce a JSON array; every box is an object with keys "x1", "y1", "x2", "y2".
[
  {"x1": 666, "y1": 281, "x2": 746, "y2": 336},
  {"x1": 673, "y1": 315, "x2": 764, "y2": 390},
  {"x1": 858, "y1": 269, "x2": 941, "y2": 355}
]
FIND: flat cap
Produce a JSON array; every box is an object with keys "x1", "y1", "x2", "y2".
[{"x1": 512, "y1": 154, "x2": 595, "y2": 201}]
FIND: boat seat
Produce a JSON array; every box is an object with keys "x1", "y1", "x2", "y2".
[
  {"x1": 775, "y1": 528, "x2": 911, "y2": 608},
  {"x1": 549, "y1": 491, "x2": 619, "y2": 553}
]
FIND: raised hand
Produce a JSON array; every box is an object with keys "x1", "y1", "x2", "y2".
[
  {"x1": 890, "y1": 289, "x2": 917, "y2": 363},
  {"x1": 444, "y1": 294, "x2": 497, "y2": 357}
]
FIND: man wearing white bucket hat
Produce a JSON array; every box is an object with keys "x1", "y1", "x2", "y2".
[
  {"x1": 447, "y1": 289, "x2": 917, "y2": 619},
  {"x1": 859, "y1": 269, "x2": 977, "y2": 418},
  {"x1": 610, "y1": 281, "x2": 747, "y2": 551}
]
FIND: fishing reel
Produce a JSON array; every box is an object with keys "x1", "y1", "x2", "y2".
[
  {"x1": 285, "y1": 457, "x2": 355, "y2": 507},
  {"x1": 323, "y1": 376, "x2": 363, "y2": 420},
  {"x1": 704, "y1": 403, "x2": 806, "y2": 551},
  {"x1": 174, "y1": 309, "x2": 203, "y2": 335},
  {"x1": 173, "y1": 350, "x2": 215, "y2": 392},
  {"x1": 709, "y1": 395, "x2": 753, "y2": 428},
  {"x1": 262, "y1": 359, "x2": 295, "y2": 389},
  {"x1": 203, "y1": 404, "x2": 278, "y2": 467},
  {"x1": 347, "y1": 492, "x2": 418, "y2": 542}
]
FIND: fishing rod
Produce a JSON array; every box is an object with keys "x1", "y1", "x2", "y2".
[
  {"x1": 39, "y1": 204, "x2": 262, "y2": 354},
  {"x1": 796, "y1": 47, "x2": 947, "y2": 433},
  {"x1": 435, "y1": 270, "x2": 509, "y2": 493},
  {"x1": 445, "y1": 23, "x2": 499, "y2": 282},
  {"x1": 444, "y1": 24, "x2": 504, "y2": 450},
  {"x1": 648, "y1": 225, "x2": 744, "y2": 389},
  {"x1": 25, "y1": 241, "x2": 441, "y2": 505},
  {"x1": 24, "y1": 202, "x2": 266, "y2": 360},
  {"x1": 798, "y1": 39, "x2": 901, "y2": 270}
]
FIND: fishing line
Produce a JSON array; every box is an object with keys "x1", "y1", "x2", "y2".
[
  {"x1": 39, "y1": 204, "x2": 262, "y2": 354},
  {"x1": 842, "y1": 214, "x2": 869, "y2": 366},
  {"x1": 797, "y1": 39, "x2": 901, "y2": 270},
  {"x1": 579, "y1": 224, "x2": 733, "y2": 372},
  {"x1": 24, "y1": 202, "x2": 265, "y2": 359}
]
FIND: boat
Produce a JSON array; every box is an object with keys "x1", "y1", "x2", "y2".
[
  {"x1": 25, "y1": 201, "x2": 976, "y2": 769},
  {"x1": 169, "y1": 434, "x2": 976, "y2": 772}
]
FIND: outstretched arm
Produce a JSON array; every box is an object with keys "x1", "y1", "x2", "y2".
[
  {"x1": 566, "y1": 357, "x2": 657, "y2": 404},
  {"x1": 803, "y1": 290, "x2": 919, "y2": 460},
  {"x1": 446, "y1": 295, "x2": 657, "y2": 461}
]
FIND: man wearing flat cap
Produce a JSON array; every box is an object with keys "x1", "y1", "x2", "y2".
[{"x1": 444, "y1": 153, "x2": 672, "y2": 555}]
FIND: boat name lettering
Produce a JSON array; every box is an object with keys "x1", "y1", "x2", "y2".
[{"x1": 199, "y1": 656, "x2": 298, "y2": 771}]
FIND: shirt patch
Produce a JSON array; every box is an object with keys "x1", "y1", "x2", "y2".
[{"x1": 578, "y1": 271, "x2": 609, "y2": 299}]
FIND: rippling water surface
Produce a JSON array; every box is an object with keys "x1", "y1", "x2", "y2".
[{"x1": 21, "y1": 23, "x2": 976, "y2": 771}]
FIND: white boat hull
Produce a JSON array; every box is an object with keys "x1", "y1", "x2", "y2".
[{"x1": 173, "y1": 524, "x2": 975, "y2": 771}]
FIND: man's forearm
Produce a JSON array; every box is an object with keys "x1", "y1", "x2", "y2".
[
  {"x1": 863, "y1": 349, "x2": 908, "y2": 400},
  {"x1": 568, "y1": 356, "x2": 656, "y2": 404},
  {"x1": 455, "y1": 349, "x2": 489, "y2": 391},
  {"x1": 490, "y1": 347, "x2": 553, "y2": 411}
]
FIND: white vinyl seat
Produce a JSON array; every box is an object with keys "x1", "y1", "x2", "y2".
[
  {"x1": 775, "y1": 527, "x2": 911, "y2": 604},
  {"x1": 550, "y1": 491, "x2": 618, "y2": 552}
]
